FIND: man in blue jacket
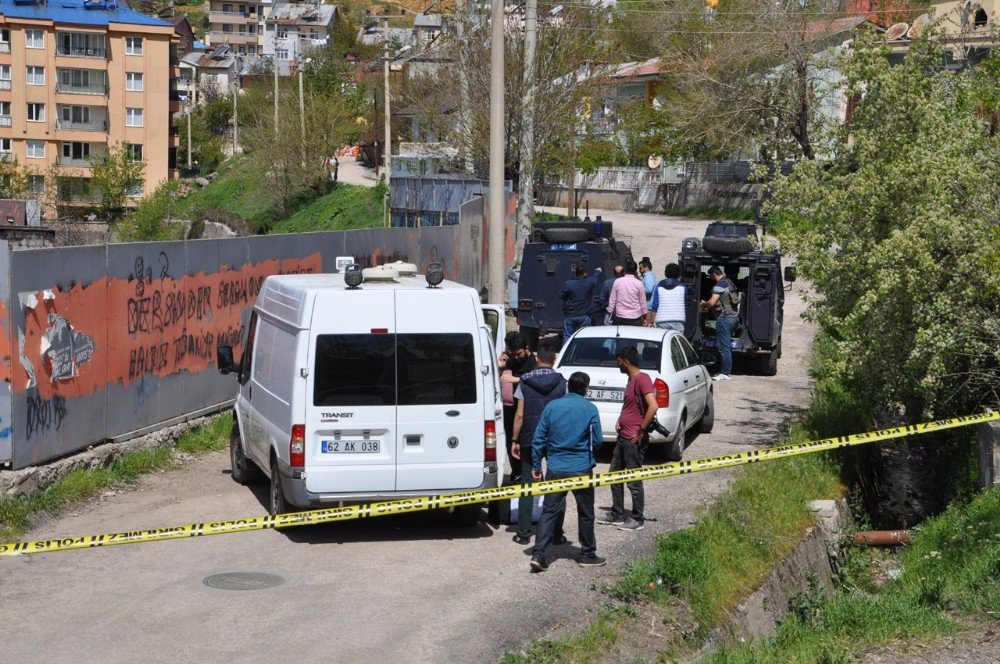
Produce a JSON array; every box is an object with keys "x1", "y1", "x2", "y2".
[
  {"x1": 530, "y1": 371, "x2": 605, "y2": 571},
  {"x1": 559, "y1": 265, "x2": 603, "y2": 338}
]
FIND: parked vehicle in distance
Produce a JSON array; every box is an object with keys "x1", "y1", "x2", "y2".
[
  {"x1": 216, "y1": 262, "x2": 506, "y2": 525},
  {"x1": 678, "y1": 222, "x2": 795, "y2": 375},
  {"x1": 516, "y1": 219, "x2": 633, "y2": 349},
  {"x1": 553, "y1": 326, "x2": 714, "y2": 461}
]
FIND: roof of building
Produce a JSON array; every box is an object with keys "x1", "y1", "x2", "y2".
[
  {"x1": 802, "y1": 15, "x2": 870, "y2": 40},
  {"x1": 266, "y1": 2, "x2": 336, "y2": 25},
  {"x1": 193, "y1": 40, "x2": 209, "y2": 50},
  {"x1": 0, "y1": 0, "x2": 170, "y2": 27},
  {"x1": 181, "y1": 46, "x2": 239, "y2": 69},
  {"x1": 414, "y1": 12, "x2": 442, "y2": 29}
]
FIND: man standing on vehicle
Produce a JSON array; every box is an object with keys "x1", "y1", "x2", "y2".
[
  {"x1": 607, "y1": 260, "x2": 647, "y2": 326},
  {"x1": 646, "y1": 263, "x2": 687, "y2": 333},
  {"x1": 559, "y1": 265, "x2": 603, "y2": 338},
  {"x1": 598, "y1": 264, "x2": 624, "y2": 325},
  {"x1": 639, "y1": 258, "x2": 656, "y2": 302},
  {"x1": 599, "y1": 345, "x2": 657, "y2": 531},
  {"x1": 510, "y1": 345, "x2": 567, "y2": 545},
  {"x1": 529, "y1": 371, "x2": 605, "y2": 571},
  {"x1": 699, "y1": 266, "x2": 739, "y2": 381}
]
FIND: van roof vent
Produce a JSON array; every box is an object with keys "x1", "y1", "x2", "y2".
[
  {"x1": 385, "y1": 260, "x2": 418, "y2": 276},
  {"x1": 362, "y1": 265, "x2": 399, "y2": 281}
]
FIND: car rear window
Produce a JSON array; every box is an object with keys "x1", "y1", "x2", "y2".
[
  {"x1": 313, "y1": 333, "x2": 476, "y2": 406},
  {"x1": 559, "y1": 337, "x2": 662, "y2": 372}
]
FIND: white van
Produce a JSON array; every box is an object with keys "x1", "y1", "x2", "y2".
[{"x1": 217, "y1": 264, "x2": 506, "y2": 525}]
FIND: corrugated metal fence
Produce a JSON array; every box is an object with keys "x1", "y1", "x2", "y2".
[{"x1": 0, "y1": 225, "x2": 483, "y2": 469}]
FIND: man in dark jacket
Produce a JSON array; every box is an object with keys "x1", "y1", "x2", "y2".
[
  {"x1": 511, "y1": 345, "x2": 567, "y2": 544},
  {"x1": 598, "y1": 264, "x2": 624, "y2": 325},
  {"x1": 560, "y1": 265, "x2": 603, "y2": 338}
]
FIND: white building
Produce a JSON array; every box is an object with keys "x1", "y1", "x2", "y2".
[{"x1": 263, "y1": 3, "x2": 338, "y2": 74}]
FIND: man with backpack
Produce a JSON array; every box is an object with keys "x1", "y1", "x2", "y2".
[
  {"x1": 646, "y1": 263, "x2": 687, "y2": 332},
  {"x1": 598, "y1": 346, "x2": 658, "y2": 531},
  {"x1": 699, "y1": 265, "x2": 740, "y2": 381}
]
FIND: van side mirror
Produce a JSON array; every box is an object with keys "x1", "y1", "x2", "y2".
[
  {"x1": 784, "y1": 266, "x2": 796, "y2": 282},
  {"x1": 217, "y1": 346, "x2": 236, "y2": 375}
]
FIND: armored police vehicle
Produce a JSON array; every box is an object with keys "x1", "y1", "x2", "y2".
[{"x1": 678, "y1": 222, "x2": 795, "y2": 375}]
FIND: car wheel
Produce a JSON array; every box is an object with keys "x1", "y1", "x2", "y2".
[
  {"x1": 452, "y1": 504, "x2": 481, "y2": 527},
  {"x1": 666, "y1": 415, "x2": 685, "y2": 462},
  {"x1": 270, "y1": 459, "x2": 290, "y2": 516},
  {"x1": 699, "y1": 390, "x2": 715, "y2": 433},
  {"x1": 761, "y1": 344, "x2": 779, "y2": 376},
  {"x1": 230, "y1": 422, "x2": 263, "y2": 485}
]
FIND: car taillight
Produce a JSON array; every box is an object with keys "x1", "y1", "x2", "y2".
[
  {"x1": 290, "y1": 424, "x2": 305, "y2": 468},
  {"x1": 484, "y1": 420, "x2": 497, "y2": 462},
  {"x1": 653, "y1": 378, "x2": 670, "y2": 408}
]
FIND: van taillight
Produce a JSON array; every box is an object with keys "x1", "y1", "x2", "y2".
[
  {"x1": 484, "y1": 421, "x2": 497, "y2": 462},
  {"x1": 290, "y1": 424, "x2": 305, "y2": 468},
  {"x1": 653, "y1": 379, "x2": 670, "y2": 408}
]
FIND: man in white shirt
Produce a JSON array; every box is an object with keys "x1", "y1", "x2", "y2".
[{"x1": 646, "y1": 263, "x2": 687, "y2": 333}]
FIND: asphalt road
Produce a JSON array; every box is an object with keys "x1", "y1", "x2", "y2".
[{"x1": 0, "y1": 209, "x2": 815, "y2": 663}]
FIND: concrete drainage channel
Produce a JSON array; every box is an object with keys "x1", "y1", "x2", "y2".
[{"x1": 203, "y1": 572, "x2": 285, "y2": 591}]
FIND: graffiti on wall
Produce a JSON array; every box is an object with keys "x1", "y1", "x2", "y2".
[{"x1": 14, "y1": 254, "x2": 322, "y2": 401}]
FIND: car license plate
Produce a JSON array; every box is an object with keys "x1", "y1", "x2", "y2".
[
  {"x1": 321, "y1": 440, "x2": 380, "y2": 454},
  {"x1": 587, "y1": 388, "x2": 623, "y2": 402}
]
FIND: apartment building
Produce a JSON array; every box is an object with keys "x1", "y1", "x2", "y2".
[
  {"x1": 263, "y1": 3, "x2": 337, "y2": 75},
  {"x1": 0, "y1": 0, "x2": 177, "y2": 209},
  {"x1": 206, "y1": 0, "x2": 270, "y2": 60}
]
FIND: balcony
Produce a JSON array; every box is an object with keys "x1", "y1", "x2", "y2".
[
  {"x1": 213, "y1": 31, "x2": 258, "y2": 45},
  {"x1": 0, "y1": 116, "x2": 12, "y2": 127},
  {"x1": 209, "y1": 10, "x2": 256, "y2": 23},
  {"x1": 56, "y1": 119, "x2": 108, "y2": 132},
  {"x1": 55, "y1": 45, "x2": 107, "y2": 59},
  {"x1": 0, "y1": 80, "x2": 10, "y2": 91},
  {"x1": 0, "y1": 43, "x2": 9, "y2": 54},
  {"x1": 59, "y1": 156, "x2": 97, "y2": 167},
  {"x1": 56, "y1": 82, "x2": 107, "y2": 96}
]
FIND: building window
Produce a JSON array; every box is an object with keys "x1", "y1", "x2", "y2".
[
  {"x1": 62, "y1": 141, "x2": 91, "y2": 160},
  {"x1": 126, "y1": 144, "x2": 143, "y2": 161},
  {"x1": 126, "y1": 72, "x2": 144, "y2": 91},
  {"x1": 27, "y1": 140, "x2": 45, "y2": 158},
  {"x1": 0, "y1": 138, "x2": 10, "y2": 153},
  {"x1": 27, "y1": 103, "x2": 45, "y2": 122},
  {"x1": 238, "y1": 45, "x2": 246, "y2": 54},
  {"x1": 222, "y1": 3, "x2": 232, "y2": 11},
  {"x1": 277, "y1": 27, "x2": 288, "y2": 39},
  {"x1": 26, "y1": 66, "x2": 45, "y2": 85},
  {"x1": 0, "y1": 65, "x2": 10, "y2": 81},
  {"x1": 223, "y1": 25, "x2": 233, "y2": 34},
  {"x1": 247, "y1": 45, "x2": 255, "y2": 54},
  {"x1": 126, "y1": 182, "x2": 144, "y2": 198},
  {"x1": 0, "y1": 102, "x2": 9, "y2": 116},
  {"x1": 276, "y1": 48, "x2": 288, "y2": 60},
  {"x1": 28, "y1": 175, "x2": 45, "y2": 195},
  {"x1": 125, "y1": 107, "x2": 143, "y2": 127},
  {"x1": 125, "y1": 36, "x2": 143, "y2": 56},
  {"x1": 25, "y1": 30, "x2": 44, "y2": 49}
]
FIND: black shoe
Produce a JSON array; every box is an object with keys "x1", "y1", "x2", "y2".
[
  {"x1": 617, "y1": 518, "x2": 644, "y2": 531},
  {"x1": 578, "y1": 555, "x2": 607, "y2": 568},
  {"x1": 597, "y1": 515, "x2": 625, "y2": 525},
  {"x1": 512, "y1": 534, "x2": 531, "y2": 545},
  {"x1": 551, "y1": 534, "x2": 571, "y2": 546},
  {"x1": 530, "y1": 557, "x2": 548, "y2": 572}
]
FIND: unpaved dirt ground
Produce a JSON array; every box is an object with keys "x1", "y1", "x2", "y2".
[{"x1": 0, "y1": 209, "x2": 817, "y2": 663}]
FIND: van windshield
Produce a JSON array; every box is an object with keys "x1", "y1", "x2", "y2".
[{"x1": 313, "y1": 334, "x2": 476, "y2": 406}]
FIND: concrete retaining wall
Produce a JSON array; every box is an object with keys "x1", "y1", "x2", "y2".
[
  {"x1": 0, "y1": 223, "x2": 483, "y2": 470},
  {"x1": 537, "y1": 182, "x2": 763, "y2": 214}
]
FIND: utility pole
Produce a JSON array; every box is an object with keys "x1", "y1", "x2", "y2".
[
  {"x1": 487, "y1": 0, "x2": 505, "y2": 304},
  {"x1": 382, "y1": 18, "x2": 392, "y2": 191},
  {"x1": 455, "y1": 0, "x2": 473, "y2": 174},
  {"x1": 273, "y1": 44, "x2": 279, "y2": 133},
  {"x1": 298, "y1": 60, "x2": 306, "y2": 159},
  {"x1": 515, "y1": 0, "x2": 537, "y2": 262},
  {"x1": 232, "y1": 83, "x2": 239, "y2": 154},
  {"x1": 187, "y1": 83, "x2": 196, "y2": 169}
]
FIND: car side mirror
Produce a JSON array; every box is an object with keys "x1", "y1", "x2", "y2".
[
  {"x1": 217, "y1": 345, "x2": 236, "y2": 375},
  {"x1": 783, "y1": 266, "x2": 796, "y2": 282}
]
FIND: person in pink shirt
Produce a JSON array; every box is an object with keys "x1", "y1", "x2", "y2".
[{"x1": 607, "y1": 260, "x2": 647, "y2": 326}]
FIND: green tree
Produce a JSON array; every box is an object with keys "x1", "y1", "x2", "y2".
[
  {"x1": 0, "y1": 156, "x2": 30, "y2": 199},
  {"x1": 112, "y1": 179, "x2": 185, "y2": 242},
  {"x1": 90, "y1": 142, "x2": 146, "y2": 220},
  {"x1": 766, "y1": 30, "x2": 1000, "y2": 420}
]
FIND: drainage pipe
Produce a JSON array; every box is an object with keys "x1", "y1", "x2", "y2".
[{"x1": 853, "y1": 530, "x2": 911, "y2": 546}]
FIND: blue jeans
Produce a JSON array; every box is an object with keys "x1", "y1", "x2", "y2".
[
  {"x1": 563, "y1": 315, "x2": 590, "y2": 339},
  {"x1": 715, "y1": 315, "x2": 740, "y2": 376},
  {"x1": 656, "y1": 321, "x2": 685, "y2": 333},
  {"x1": 532, "y1": 469, "x2": 597, "y2": 562}
]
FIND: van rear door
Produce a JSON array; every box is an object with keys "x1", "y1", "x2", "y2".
[
  {"x1": 395, "y1": 291, "x2": 484, "y2": 491},
  {"x1": 304, "y1": 291, "x2": 397, "y2": 494}
]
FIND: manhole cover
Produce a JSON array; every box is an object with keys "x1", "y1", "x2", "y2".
[{"x1": 203, "y1": 572, "x2": 284, "y2": 591}]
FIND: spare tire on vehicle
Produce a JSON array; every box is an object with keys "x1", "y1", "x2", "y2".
[
  {"x1": 542, "y1": 227, "x2": 592, "y2": 243},
  {"x1": 702, "y1": 236, "x2": 755, "y2": 254}
]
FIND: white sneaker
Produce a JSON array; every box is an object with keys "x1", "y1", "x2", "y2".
[{"x1": 712, "y1": 373, "x2": 732, "y2": 381}]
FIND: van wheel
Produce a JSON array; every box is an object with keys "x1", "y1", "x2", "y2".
[
  {"x1": 230, "y1": 423, "x2": 263, "y2": 485},
  {"x1": 453, "y1": 505, "x2": 481, "y2": 527},
  {"x1": 761, "y1": 345, "x2": 779, "y2": 376},
  {"x1": 270, "y1": 459, "x2": 290, "y2": 516},
  {"x1": 699, "y1": 391, "x2": 715, "y2": 434},
  {"x1": 666, "y1": 416, "x2": 685, "y2": 462}
]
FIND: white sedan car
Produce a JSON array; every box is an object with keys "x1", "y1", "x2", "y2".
[{"x1": 554, "y1": 326, "x2": 714, "y2": 460}]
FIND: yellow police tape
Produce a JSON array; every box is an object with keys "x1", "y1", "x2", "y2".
[{"x1": 1, "y1": 411, "x2": 997, "y2": 557}]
